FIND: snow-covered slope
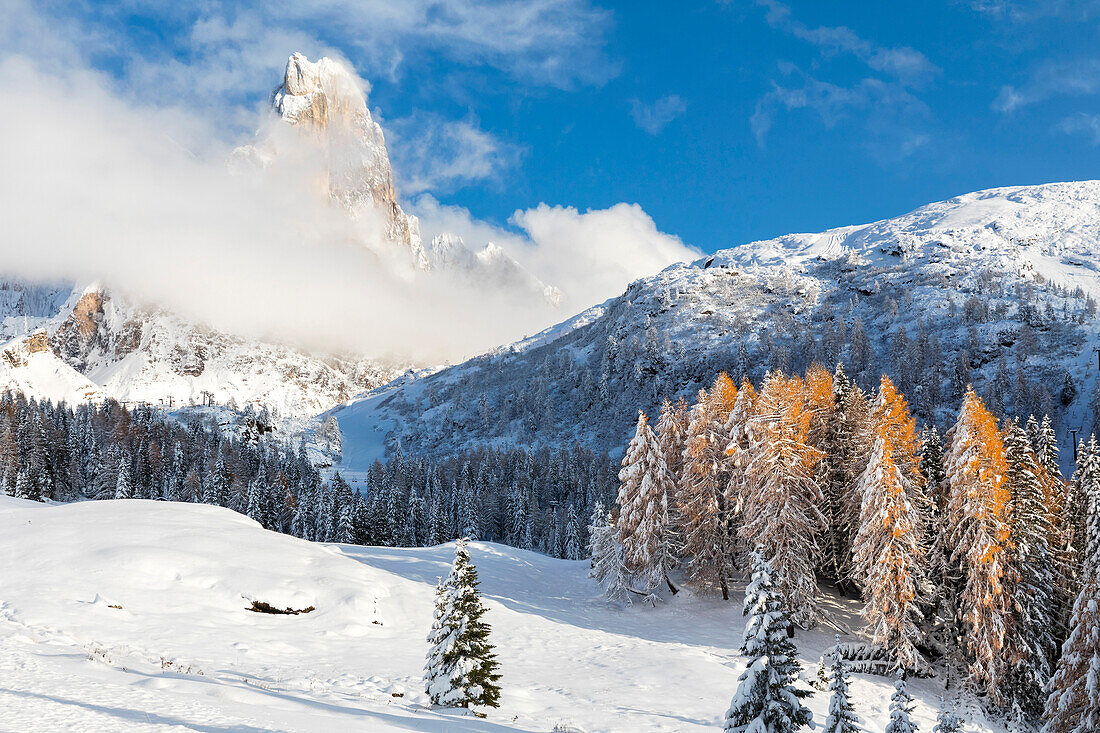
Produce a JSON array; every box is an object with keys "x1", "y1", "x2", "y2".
[
  {"x1": 0, "y1": 282, "x2": 403, "y2": 419},
  {"x1": 332, "y1": 181, "x2": 1100, "y2": 467},
  {"x1": 0, "y1": 496, "x2": 1001, "y2": 731}
]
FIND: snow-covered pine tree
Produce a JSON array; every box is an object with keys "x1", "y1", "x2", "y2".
[
  {"x1": 1002, "y1": 419, "x2": 1057, "y2": 719},
  {"x1": 884, "y1": 671, "x2": 918, "y2": 733},
  {"x1": 1066, "y1": 436, "x2": 1100, "y2": 593},
  {"x1": 932, "y1": 699, "x2": 963, "y2": 733},
  {"x1": 820, "y1": 363, "x2": 856, "y2": 588},
  {"x1": 1028, "y1": 415, "x2": 1074, "y2": 646},
  {"x1": 114, "y1": 457, "x2": 133, "y2": 500},
  {"x1": 13, "y1": 467, "x2": 35, "y2": 501},
  {"x1": 741, "y1": 371, "x2": 826, "y2": 627},
  {"x1": 851, "y1": 376, "x2": 929, "y2": 673},
  {"x1": 723, "y1": 378, "x2": 757, "y2": 570},
  {"x1": 821, "y1": 635, "x2": 862, "y2": 733},
  {"x1": 1043, "y1": 573, "x2": 1100, "y2": 733},
  {"x1": 563, "y1": 503, "x2": 582, "y2": 560},
  {"x1": 337, "y1": 504, "x2": 355, "y2": 544},
  {"x1": 680, "y1": 377, "x2": 738, "y2": 598},
  {"x1": 423, "y1": 539, "x2": 502, "y2": 709},
  {"x1": 920, "y1": 425, "x2": 951, "y2": 624},
  {"x1": 942, "y1": 386, "x2": 1014, "y2": 703},
  {"x1": 656, "y1": 396, "x2": 689, "y2": 494},
  {"x1": 587, "y1": 500, "x2": 606, "y2": 563},
  {"x1": 590, "y1": 506, "x2": 630, "y2": 602},
  {"x1": 617, "y1": 410, "x2": 678, "y2": 603},
  {"x1": 723, "y1": 548, "x2": 813, "y2": 733}
]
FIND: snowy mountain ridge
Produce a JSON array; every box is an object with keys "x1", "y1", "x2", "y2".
[{"x1": 329, "y1": 180, "x2": 1100, "y2": 468}]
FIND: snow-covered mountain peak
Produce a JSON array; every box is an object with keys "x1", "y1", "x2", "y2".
[
  {"x1": 423, "y1": 234, "x2": 563, "y2": 307},
  {"x1": 234, "y1": 53, "x2": 428, "y2": 270},
  {"x1": 329, "y1": 179, "x2": 1100, "y2": 465},
  {"x1": 718, "y1": 181, "x2": 1100, "y2": 284}
]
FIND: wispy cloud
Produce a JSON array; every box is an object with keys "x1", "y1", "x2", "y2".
[
  {"x1": 967, "y1": 0, "x2": 1100, "y2": 22},
  {"x1": 739, "y1": 0, "x2": 937, "y2": 159},
  {"x1": 993, "y1": 58, "x2": 1100, "y2": 112},
  {"x1": 4, "y1": 0, "x2": 619, "y2": 138},
  {"x1": 752, "y1": 0, "x2": 939, "y2": 87},
  {"x1": 386, "y1": 113, "x2": 525, "y2": 194},
  {"x1": 1059, "y1": 112, "x2": 1100, "y2": 144},
  {"x1": 629, "y1": 95, "x2": 687, "y2": 135},
  {"x1": 752, "y1": 71, "x2": 931, "y2": 160}
]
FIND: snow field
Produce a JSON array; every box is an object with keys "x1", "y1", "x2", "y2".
[{"x1": 0, "y1": 497, "x2": 1001, "y2": 731}]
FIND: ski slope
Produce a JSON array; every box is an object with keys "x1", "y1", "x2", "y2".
[{"x1": 0, "y1": 497, "x2": 1002, "y2": 732}]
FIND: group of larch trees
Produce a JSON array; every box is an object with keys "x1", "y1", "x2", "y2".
[{"x1": 590, "y1": 363, "x2": 1100, "y2": 729}]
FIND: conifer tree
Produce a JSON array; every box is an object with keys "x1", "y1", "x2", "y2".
[
  {"x1": 920, "y1": 426, "x2": 950, "y2": 621},
  {"x1": 13, "y1": 467, "x2": 34, "y2": 501},
  {"x1": 656, "y1": 397, "x2": 689, "y2": 495},
  {"x1": 587, "y1": 500, "x2": 606, "y2": 563},
  {"x1": 617, "y1": 411, "x2": 678, "y2": 602},
  {"x1": 932, "y1": 700, "x2": 963, "y2": 733},
  {"x1": 1044, "y1": 442, "x2": 1100, "y2": 733},
  {"x1": 851, "y1": 376, "x2": 928, "y2": 672},
  {"x1": 742, "y1": 372, "x2": 826, "y2": 627},
  {"x1": 1003, "y1": 419, "x2": 1057, "y2": 718},
  {"x1": 884, "y1": 671, "x2": 918, "y2": 733},
  {"x1": 681, "y1": 380, "x2": 737, "y2": 599},
  {"x1": 114, "y1": 458, "x2": 133, "y2": 500},
  {"x1": 723, "y1": 548, "x2": 813, "y2": 733},
  {"x1": 943, "y1": 386, "x2": 1014, "y2": 702},
  {"x1": 424, "y1": 539, "x2": 501, "y2": 709},
  {"x1": 563, "y1": 503, "x2": 582, "y2": 560},
  {"x1": 820, "y1": 363, "x2": 860, "y2": 588},
  {"x1": 590, "y1": 507, "x2": 630, "y2": 602},
  {"x1": 821, "y1": 635, "x2": 861, "y2": 733}
]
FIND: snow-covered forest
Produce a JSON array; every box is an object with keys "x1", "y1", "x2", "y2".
[
  {"x1": 0, "y1": 391, "x2": 615, "y2": 556},
  {"x1": 8, "y1": 351, "x2": 1100, "y2": 729},
  {"x1": 593, "y1": 364, "x2": 1100, "y2": 730}
]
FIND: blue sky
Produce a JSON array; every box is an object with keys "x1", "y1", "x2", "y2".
[{"x1": 12, "y1": 0, "x2": 1100, "y2": 254}]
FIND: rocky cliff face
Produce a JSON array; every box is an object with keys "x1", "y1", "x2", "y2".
[{"x1": 234, "y1": 53, "x2": 428, "y2": 270}]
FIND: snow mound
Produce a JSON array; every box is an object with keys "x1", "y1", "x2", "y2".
[{"x1": 0, "y1": 497, "x2": 1003, "y2": 731}]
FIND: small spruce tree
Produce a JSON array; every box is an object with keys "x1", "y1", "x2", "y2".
[
  {"x1": 723, "y1": 548, "x2": 813, "y2": 733},
  {"x1": 932, "y1": 699, "x2": 963, "y2": 733},
  {"x1": 424, "y1": 539, "x2": 502, "y2": 709},
  {"x1": 821, "y1": 635, "x2": 862, "y2": 733},
  {"x1": 884, "y1": 670, "x2": 918, "y2": 733}
]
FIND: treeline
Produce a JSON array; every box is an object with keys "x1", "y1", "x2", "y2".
[
  {"x1": 352, "y1": 448, "x2": 616, "y2": 557},
  {"x1": 591, "y1": 363, "x2": 1099, "y2": 727},
  {"x1": 0, "y1": 391, "x2": 614, "y2": 559}
]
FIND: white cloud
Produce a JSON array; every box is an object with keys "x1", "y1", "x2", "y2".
[
  {"x1": 511, "y1": 203, "x2": 699, "y2": 307},
  {"x1": 386, "y1": 113, "x2": 525, "y2": 194},
  {"x1": 630, "y1": 95, "x2": 687, "y2": 135},
  {"x1": 993, "y1": 59, "x2": 1100, "y2": 112},
  {"x1": 752, "y1": 0, "x2": 939, "y2": 87},
  {"x1": 0, "y1": 56, "x2": 693, "y2": 364},
  {"x1": 411, "y1": 197, "x2": 699, "y2": 312},
  {"x1": 1059, "y1": 112, "x2": 1100, "y2": 144}
]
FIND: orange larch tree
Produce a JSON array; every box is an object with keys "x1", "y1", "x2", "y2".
[
  {"x1": 741, "y1": 371, "x2": 826, "y2": 627},
  {"x1": 679, "y1": 374, "x2": 739, "y2": 599},
  {"x1": 943, "y1": 385, "x2": 1015, "y2": 702},
  {"x1": 851, "y1": 375, "x2": 930, "y2": 673}
]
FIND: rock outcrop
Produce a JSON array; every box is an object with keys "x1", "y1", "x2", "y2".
[{"x1": 236, "y1": 53, "x2": 428, "y2": 270}]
